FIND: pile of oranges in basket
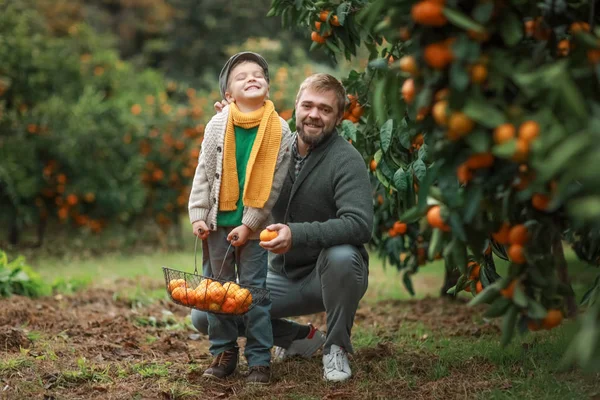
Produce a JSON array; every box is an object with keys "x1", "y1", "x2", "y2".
[{"x1": 168, "y1": 278, "x2": 253, "y2": 314}]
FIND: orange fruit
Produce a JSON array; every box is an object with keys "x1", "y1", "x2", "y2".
[
  {"x1": 370, "y1": 159, "x2": 377, "y2": 171},
  {"x1": 401, "y1": 78, "x2": 415, "y2": 104},
  {"x1": 208, "y1": 302, "x2": 221, "y2": 312},
  {"x1": 168, "y1": 278, "x2": 188, "y2": 292},
  {"x1": 528, "y1": 320, "x2": 542, "y2": 331},
  {"x1": 423, "y1": 42, "x2": 454, "y2": 69},
  {"x1": 399, "y1": 27, "x2": 411, "y2": 41},
  {"x1": 470, "y1": 64, "x2": 487, "y2": 83},
  {"x1": 475, "y1": 281, "x2": 483, "y2": 294},
  {"x1": 260, "y1": 229, "x2": 278, "y2": 242},
  {"x1": 331, "y1": 15, "x2": 341, "y2": 26},
  {"x1": 426, "y1": 205, "x2": 450, "y2": 231},
  {"x1": 492, "y1": 222, "x2": 511, "y2": 244},
  {"x1": 493, "y1": 123, "x2": 516, "y2": 144},
  {"x1": 518, "y1": 120, "x2": 540, "y2": 142},
  {"x1": 234, "y1": 288, "x2": 252, "y2": 308},
  {"x1": 319, "y1": 10, "x2": 330, "y2": 22},
  {"x1": 542, "y1": 309, "x2": 563, "y2": 330},
  {"x1": 432, "y1": 100, "x2": 448, "y2": 126},
  {"x1": 512, "y1": 138, "x2": 530, "y2": 162},
  {"x1": 393, "y1": 221, "x2": 407, "y2": 235},
  {"x1": 500, "y1": 280, "x2": 517, "y2": 298},
  {"x1": 508, "y1": 224, "x2": 528, "y2": 245},
  {"x1": 448, "y1": 112, "x2": 474, "y2": 136},
  {"x1": 351, "y1": 105, "x2": 364, "y2": 118},
  {"x1": 469, "y1": 264, "x2": 481, "y2": 280},
  {"x1": 508, "y1": 244, "x2": 526, "y2": 264},
  {"x1": 465, "y1": 153, "x2": 494, "y2": 169},
  {"x1": 221, "y1": 297, "x2": 238, "y2": 314},
  {"x1": 171, "y1": 286, "x2": 185, "y2": 302},
  {"x1": 223, "y1": 281, "x2": 241, "y2": 298},
  {"x1": 411, "y1": 0, "x2": 447, "y2": 26},
  {"x1": 399, "y1": 55, "x2": 419, "y2": 75},
  {"x1": 456, "y1": 164, "x2": 472, "y2": 184},
  {"x1": 531, "y1": 193, "x2": 550, "y2": 211},
  {"x1": 570, "y1": 21, "x2": 590, "y2": 33},
  {"x1": 207, "y1": 281, "x2": 226, "y2": 304},
  {"x1": 557, "y1": 39, "x2": 570, "y2": 57},
  {"x1": 311, "y1": 31, "x2": 326, "y2": 44},
  {"x1": 388, "y1": 228, "x2": 398, "y2": 237}
]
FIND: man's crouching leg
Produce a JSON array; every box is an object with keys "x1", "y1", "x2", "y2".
[{"x1": 316, "y1": 244, "x2": 368, "y2": 382}]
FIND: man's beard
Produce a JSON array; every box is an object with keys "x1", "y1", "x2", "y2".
[{"x1": 297, "y1": 120, "x2": 335, "y2": 148}]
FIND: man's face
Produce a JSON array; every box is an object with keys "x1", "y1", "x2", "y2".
[
  {"x1": 225, "y1": 61, "x2": 269, "y2": 104},
  {"x1": 295, "y1": 88, "x2": 341, "y2": 148}
]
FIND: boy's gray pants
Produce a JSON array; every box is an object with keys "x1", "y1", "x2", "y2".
[{"x1": 191, "y1": 244, "x2": 368, "y2": 354}]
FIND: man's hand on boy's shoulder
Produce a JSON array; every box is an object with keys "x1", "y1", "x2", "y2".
[{"x1": 214, "y1": 99, "x2": 230, "y2": 113}]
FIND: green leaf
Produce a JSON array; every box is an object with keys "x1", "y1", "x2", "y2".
[
  {"x1": 418, "y1": 144, "x2": 428, "y2": 162},
  {"x1": 393, "y1": 167, "x2": 408, "y2": 195},
  {"x1": 340, "y1": 120, "x2": 357, "y2": 141},
  {"x1": 500, "y1": 13, "x2": 523, "y2": 47},
  {"x1": 450, "y1": 63, "x2": 470, "y2": 91},
  {"x1": 559, "y1": 76, "x2": 589, "y2": 120},
  {"x1": 372, "y1": 78, "x2": 388, "y2": 125},
  {"x1": 465, "y1": 130, "x2": 491, "y2": 153},
  {"x1": 463, "y1": 99, "x2": 506, "y2": 128},
  {"x1": 468, "y1": 286, "x2": 500, "y2": 306},
  {"x1": 452, "y1": 239, "x2": 468, "y2": 275},
  {"x1": 472, "y1": 2, "x2": 494, "y2": 24},
  {"x1": 403, "y1": 272, "x2": 415, "y2": 296},
  {"x1": 501, "y1": 305, "x2": 519, "y2": 347},
  {"x1": 380, "y1": 119, "x2": 393, "y2": 153},
  {"x1": 336, "y1": 2, "x2": 351, "y2": 25},
  {"x1": 443, "y1": 8, "x2": 485, "y2": 32},
  {"x1": 428, "y1": 228, "x2": 443, "y2": 260},
  {"x1": 513, "y1": 284, "x2": 528, "y2": 308},
  {"x1": 484, "y1": 297, "x2": 512, "y2": 318},
  {"x1": 492, "y1": 139, "x2": 517, "y2": 158},
  {"x1": 527, "y1": 299, "x2": 549, "y2": 319},
  {"x1": 464, "y1": 186, "x2": 483, "y2": 223},
  {"x1": 412, "y1": 159, "x2": 426, "y2": 181}
]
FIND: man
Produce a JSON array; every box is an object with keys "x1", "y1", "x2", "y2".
[{"x1": 191, "y1": 73, "x2": 373, "y2": 382}]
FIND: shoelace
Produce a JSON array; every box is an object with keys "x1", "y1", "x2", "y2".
[
  {"x1": 250, "y1": 366, "x2": 270, "y2": 374},
  {"x1": 327, "y1": 350, "x2": 347, "y2": 372},
  {"x1": 211, "y1": 350, "x2": 235, "y2": 367}
]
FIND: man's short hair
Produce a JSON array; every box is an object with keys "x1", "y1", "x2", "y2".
[{"x1": 295, "y1": 74, "x2": 346, "y2": 119}]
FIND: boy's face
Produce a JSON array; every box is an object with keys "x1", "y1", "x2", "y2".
[{"x1": 225, "y1": 61, "x2": 269, "y2": 105}]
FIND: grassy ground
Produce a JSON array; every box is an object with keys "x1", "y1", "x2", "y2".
[{"x1": 1, "y1": 235, "x2": 599, "y2": 399}]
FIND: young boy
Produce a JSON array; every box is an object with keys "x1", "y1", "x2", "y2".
[{"x1": 188, "y1": 52, "x2": 292, "y2": 384}]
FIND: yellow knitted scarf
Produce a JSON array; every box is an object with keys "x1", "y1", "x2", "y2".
[{"x1": 219, "y1": 100, "x2": 282, "y2": 211}]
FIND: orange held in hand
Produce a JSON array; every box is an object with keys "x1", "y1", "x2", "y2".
[{"x1": 260, "y1": 229, "x2": 278, "y2": 242}]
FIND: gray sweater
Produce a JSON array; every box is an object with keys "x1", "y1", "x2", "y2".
[{"x1": 269, "y1": 131, "x2": 373, "y2": 279}]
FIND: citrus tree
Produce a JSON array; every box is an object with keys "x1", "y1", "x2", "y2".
[{"x1": 269, "y1": 0, "x2": 600, "y2": 370}]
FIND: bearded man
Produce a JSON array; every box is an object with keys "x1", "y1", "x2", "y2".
[{"x1": 191, "y1": 73, "x2": 373, "y2": 382}]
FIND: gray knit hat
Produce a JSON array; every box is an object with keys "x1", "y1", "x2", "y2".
[{"x1": 219, "y1": 52, "x2": 270, "y2": 98}]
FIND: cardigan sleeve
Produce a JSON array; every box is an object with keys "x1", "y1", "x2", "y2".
[{"x1": 188, "y1": 120, "x2": 215, "y2": 224}]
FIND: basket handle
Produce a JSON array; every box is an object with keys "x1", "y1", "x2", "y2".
[{"x1": 194, "y1": 228, "x2": 238, "y2": 279}]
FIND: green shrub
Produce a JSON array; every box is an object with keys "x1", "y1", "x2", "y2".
[{"x1": 0, "y1": 250, "x2": 50, "y2": 297}]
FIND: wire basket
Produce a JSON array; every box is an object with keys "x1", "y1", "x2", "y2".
[{"x1": 163, "y1": 233, "x2": 269, "y2": 315}]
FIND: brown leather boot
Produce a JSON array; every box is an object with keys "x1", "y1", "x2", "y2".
[
  {"x1": 246, "y1": 365, "x2": 271, "y2": 385},
  {"x1": 202, "y1": 348, "x2": 238, "y2": 379}
]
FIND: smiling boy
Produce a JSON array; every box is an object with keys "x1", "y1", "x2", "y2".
[{"x1": 188, "y1": 52, "x2": 292, "y2": 384}]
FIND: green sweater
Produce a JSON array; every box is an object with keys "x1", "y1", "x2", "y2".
[
  {"x1": 269, "y1": 131, "x2": 373, "y2": 279},
  {"x1": 217, "y1": 125, "x2": 258, "y2": 227}
]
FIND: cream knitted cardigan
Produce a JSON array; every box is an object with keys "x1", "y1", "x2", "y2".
[{"x1": 188, "y1": 105, "x2": 293, "y2": 239}]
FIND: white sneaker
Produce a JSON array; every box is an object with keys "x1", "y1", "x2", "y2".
[
  {"x1": 323, "y1": 344, "x2": 352, "y2": 382},
  {"x1": 273, "y1": 323, "x2": 325, "y2": 361}
]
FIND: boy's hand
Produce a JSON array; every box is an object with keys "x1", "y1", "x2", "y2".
[
  {"x1": 259, "y1": 224, "x2": 292, "y2": 254},
  {"x1": 214, "y1": 99, "x2": 230, "y2": 113},
  {"x1": 192, "y1": 220, "x2": 210, "y2": 240},
  {"x1": 228, "y1": 224, "x2": 251, "y2": 247}
]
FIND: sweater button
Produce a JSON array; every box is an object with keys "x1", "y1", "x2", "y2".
[
  {"x1": 213, "y1": 198, "x2": 216, "y2": 203},
  {"x1": 217, "y1": 146, "x2": 222, "y2": 152},
  {"x1": 210, "y1": 224, "x2": 214, "y2": 230},
  {"x1": 215, "y1": 173, "x2": 219, "y2": 179}
]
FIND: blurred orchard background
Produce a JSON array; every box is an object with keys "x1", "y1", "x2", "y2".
[{"x1": 1, "y1": 0, "x2": 599, "y2": 399}]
